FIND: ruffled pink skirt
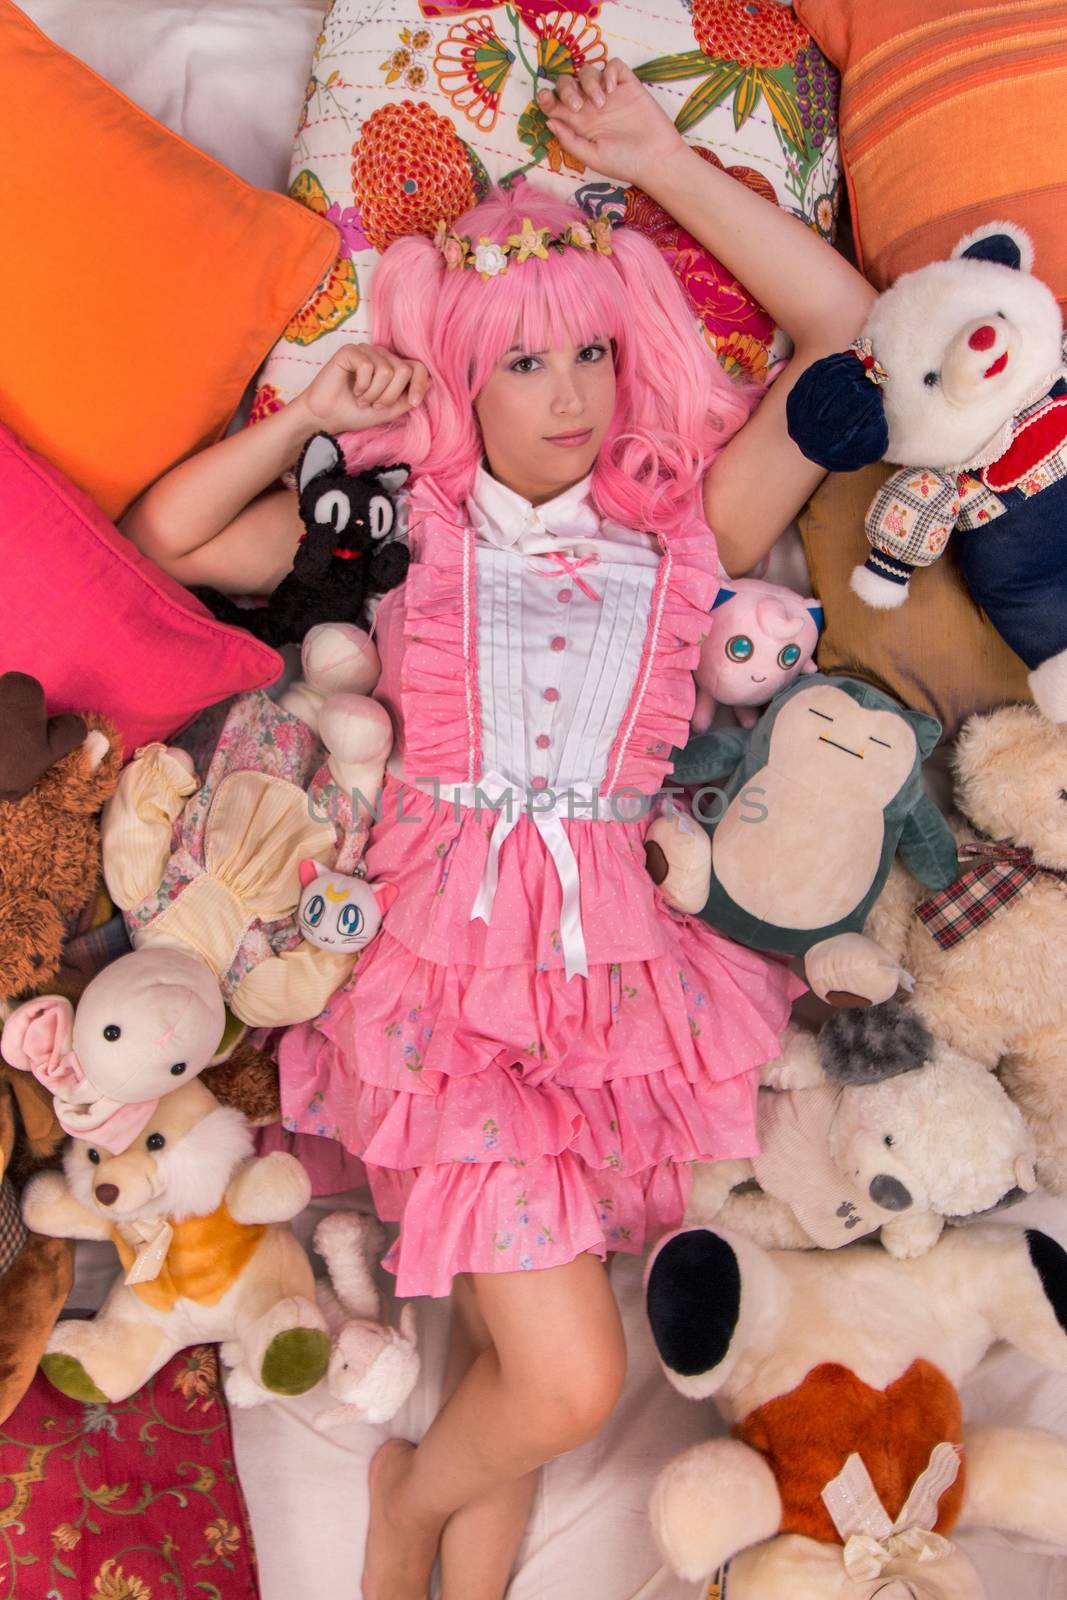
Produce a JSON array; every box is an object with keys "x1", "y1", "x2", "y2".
[{"x1": 279, "y1": 837, "x2": 800, "y2": 1296}]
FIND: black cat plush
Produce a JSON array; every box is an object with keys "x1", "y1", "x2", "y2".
[{"x1": 194, "y1": 434, "x2": 409, "y2": 646}]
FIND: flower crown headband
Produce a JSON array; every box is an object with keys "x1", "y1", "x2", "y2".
[{"x1": 433, "y1": 214, "x2": 614, "y2": 281}]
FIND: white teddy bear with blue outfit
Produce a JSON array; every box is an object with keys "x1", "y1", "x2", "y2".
[{"x1": 787, "y1": 222, "x2": 1067, "y2": 721}]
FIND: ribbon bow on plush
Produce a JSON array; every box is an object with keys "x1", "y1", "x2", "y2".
[
  {"x1": 821, "y1": 1441, "x2": 961, "y2": 1584},
  {"x1": 916, "y1": 838, "x2": 1067, "y2": 949},
  {"x1": 825, "y1": 1446, "x2": 966, "y2": 1580},
  {"x1": 0, "y1": 996, "x2": 157, "y2": 1151},
  {"x1": 2, "y1": 996, "x2": 85, "y2": 1099}
]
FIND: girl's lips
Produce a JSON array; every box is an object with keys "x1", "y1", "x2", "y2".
[
  {"x1": 984, "y1": 350, "x2": 1009, "y2": 379},
  {"x1": 545, "y1": 429, "x2": 593, "y2": 447}
]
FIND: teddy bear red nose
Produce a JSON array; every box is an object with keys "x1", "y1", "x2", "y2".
[
  {"x1": 94, "y1": 1183, "x2": 119, "y2": 1207},
  {"x1": 968, "y1": 324, "x2": 997, "y2": 351}
]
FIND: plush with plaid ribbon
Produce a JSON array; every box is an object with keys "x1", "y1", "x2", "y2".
[{"x1": 916, "y1": 839, "x2": 1067, "y2": 949}]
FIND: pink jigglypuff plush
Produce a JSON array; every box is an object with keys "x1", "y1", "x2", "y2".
[{"x1": 694, "y1": 579, "x2": 822, "y2": 733}]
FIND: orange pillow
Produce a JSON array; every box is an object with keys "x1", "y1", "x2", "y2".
[
  {"x1": 0, "y1": 0, "x2": 338, "y2": 519},
  {"x1": 795, "y1": 0, "x2": 1067, "y2": 305}
]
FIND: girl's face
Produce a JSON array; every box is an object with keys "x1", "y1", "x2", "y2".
[{"x1": 473, "y1": 335, "x2": 617, "y2": 505}]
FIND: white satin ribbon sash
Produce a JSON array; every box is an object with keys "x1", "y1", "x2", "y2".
[
  {"x1": 407, "y1": 771, "x2": 637, "y2": 981},
  {"x1": 821, "y1": 1441, "x2": 961, "y2": 1583}
]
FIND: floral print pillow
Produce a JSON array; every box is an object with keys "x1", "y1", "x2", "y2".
[{"x1": 253, "y1": 0, "x2": 840, "y2": 418}]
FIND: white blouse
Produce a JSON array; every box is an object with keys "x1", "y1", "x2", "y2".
[{"x1": 466, "y1": 467, "x2": 662, "y2": 792}]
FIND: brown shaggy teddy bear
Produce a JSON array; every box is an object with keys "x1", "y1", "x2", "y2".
[
  {"x1": 866, "y1": 703, "x2": 1067, "y2": 1195},
  {"x1": 0, "y1": 673, "x2": 122, "y2": 1002},
  {"x1": 0, "y1": 1062, "x2": 73, "y2": 1424}
]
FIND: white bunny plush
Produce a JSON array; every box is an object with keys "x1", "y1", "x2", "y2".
[{"x1": 312, "y1": 1211, "x2": 419, "y2": 1430}]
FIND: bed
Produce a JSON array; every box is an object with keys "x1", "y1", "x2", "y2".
[{"x1": 18, "y1": 2, "x2": 1067, "y2": 1595}]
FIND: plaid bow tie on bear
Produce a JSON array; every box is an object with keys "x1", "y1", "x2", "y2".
[{"x1": 916, "y1": 839, "x2": 1067, "y2": 949}]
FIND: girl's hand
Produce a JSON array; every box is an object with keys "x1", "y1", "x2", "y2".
[
  {"x1": 296, "y1": 343, "x2": 431, "y2": 435},
  {"x1": 537, "y1": 61, "x2": 685, "y2": 190}
]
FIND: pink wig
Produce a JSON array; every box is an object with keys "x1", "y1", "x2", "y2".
[{"x1": 340, "y1": 183, "x2": 757, "y2": 535}]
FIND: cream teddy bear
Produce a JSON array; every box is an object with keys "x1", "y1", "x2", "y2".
[
  {"x1": 687, "y1": 1008, "x2": 1036, "y2": 1259},
  {"x1": 864, "y1": 704, "x2": 1067, "y2": 1194},
  {"x1": 21, "y1": 1078, "x2": 329, "y2": 1406}
]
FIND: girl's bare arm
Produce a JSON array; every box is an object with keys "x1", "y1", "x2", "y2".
[
  {"x1": 539, "y1": 61, "x2": 876, "y2": 574},
  {"x1": 120, "y1": 344, "x2": 430, "y2": 592}
]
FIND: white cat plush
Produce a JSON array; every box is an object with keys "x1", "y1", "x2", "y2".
[{"x1": 297, "y1": 860, "x2": 397, "y2": 953}]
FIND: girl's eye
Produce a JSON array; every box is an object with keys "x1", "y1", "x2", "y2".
[
  {"x1": 578, "y1": 344, "x2": 607, "y2": 363},
  {"x1": 726, "y1": 635, "x2": 754, "y2": 662},
  {"x1": 778, "y1": 643, "x2": 802, "y2": 669},
  {"x1": 303, "y1": 894, "x2": 325, "y2": 928},
  {"x1": 509, "y1": 355, "x2": 539, "y2": 374},
  {"x1": 338, "y1": 904, "x2": 364, "y2": 937}
]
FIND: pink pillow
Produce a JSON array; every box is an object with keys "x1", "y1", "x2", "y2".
[{"x1": 1, "y1": 423, "x2": 281, "y2": 756}]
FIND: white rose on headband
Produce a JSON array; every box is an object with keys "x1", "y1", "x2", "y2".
[{"x1": 474, "y1": 242, "x2": 509, "y2": 279}]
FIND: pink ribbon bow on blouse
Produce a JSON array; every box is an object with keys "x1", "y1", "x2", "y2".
[{"x1": 535, "y1": 551, "x2": 602, "y2": 602}]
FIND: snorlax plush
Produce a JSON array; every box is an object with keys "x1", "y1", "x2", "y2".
[{"x1": 648, "y1": 675, "x2": 959, "y2": 1005}]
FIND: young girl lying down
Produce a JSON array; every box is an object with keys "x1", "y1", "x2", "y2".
[{"x1": 123, "y1": 60, "x2": 873, "y2": 1600}]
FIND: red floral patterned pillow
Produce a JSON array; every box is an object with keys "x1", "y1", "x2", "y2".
[
  {"x1": 0, "y1": 1346, "x2": 258, "y2": 1600},
  {"x1": 255, "y1": 0, "x2": 840, "y2": 410}
]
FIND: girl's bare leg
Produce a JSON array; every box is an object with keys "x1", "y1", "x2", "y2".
[
  {"x1": 362, "y1": 1253, "x2": 626, "y2": 1600},
  {"x1": 437, "y1": 1276, "x2": 539, "y2": 1600}
]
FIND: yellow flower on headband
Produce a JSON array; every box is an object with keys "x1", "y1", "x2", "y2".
[
  {"x1": 506, "y1": 217, "x2": 552, "y2": 263},
  {"x1": 433, "y1": 219, "x2": 470, "y2": 272},
  {"x1": 564, "y1": 222, "x2": 594, "y2": 250},
  {"x1": 588, "y1": 215, "x2": 614, "y2": 256},
  {"x1": 432, "y1": 213, "x2": 615, "y2": 276}
]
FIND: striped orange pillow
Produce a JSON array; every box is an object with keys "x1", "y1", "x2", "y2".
[{"x1": 795, "y1": 0, "x2": 1067, "y2": 304}]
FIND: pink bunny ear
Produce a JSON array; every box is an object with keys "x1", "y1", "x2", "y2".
[
  {"x1": 0, "y1": 995, "x2": 84, "y2": 1095},
  {"x1": 299, "y1": 858, "x2": 324, "y2": 889},
  {"x1": 373, "y1": 881, "x2": 399, "y2": 917}
]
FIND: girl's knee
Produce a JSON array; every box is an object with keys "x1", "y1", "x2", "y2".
[{"x1": 519, "y1": 1339, "x2": 627, "y2": 1454}]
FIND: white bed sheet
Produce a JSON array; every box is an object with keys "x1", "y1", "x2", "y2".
[{"x1": 27, "y1": 2, "x2": 1067, "y2": 1592}]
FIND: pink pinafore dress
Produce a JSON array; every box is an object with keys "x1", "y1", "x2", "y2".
[{"x1": 278, "y1": 471, "x2": 799, "y2": 1297}]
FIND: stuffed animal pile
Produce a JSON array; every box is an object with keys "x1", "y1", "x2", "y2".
[{"x1": 635, "y1": 216, "x2": 1067, "y2": 1600}]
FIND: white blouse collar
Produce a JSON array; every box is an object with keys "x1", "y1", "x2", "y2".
[{"x1": 467, "y1": 465, "x2": 602, "y2": 554}]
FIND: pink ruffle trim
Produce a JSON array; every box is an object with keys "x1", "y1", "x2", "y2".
[
  {"x1": 400, "y1": 478, "x2": 481, "y2": 785},
  {"x1": 602, "y1": 518, "x2": 719, "y2": 795}
]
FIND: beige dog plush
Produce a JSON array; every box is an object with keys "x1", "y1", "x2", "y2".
[
  {"x1": 866, "y1": 704, "x2": 1067, "y2": 1193},
  {"x1": 21, "y1": 1079, "x2": 329, "y2": 1406}
]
